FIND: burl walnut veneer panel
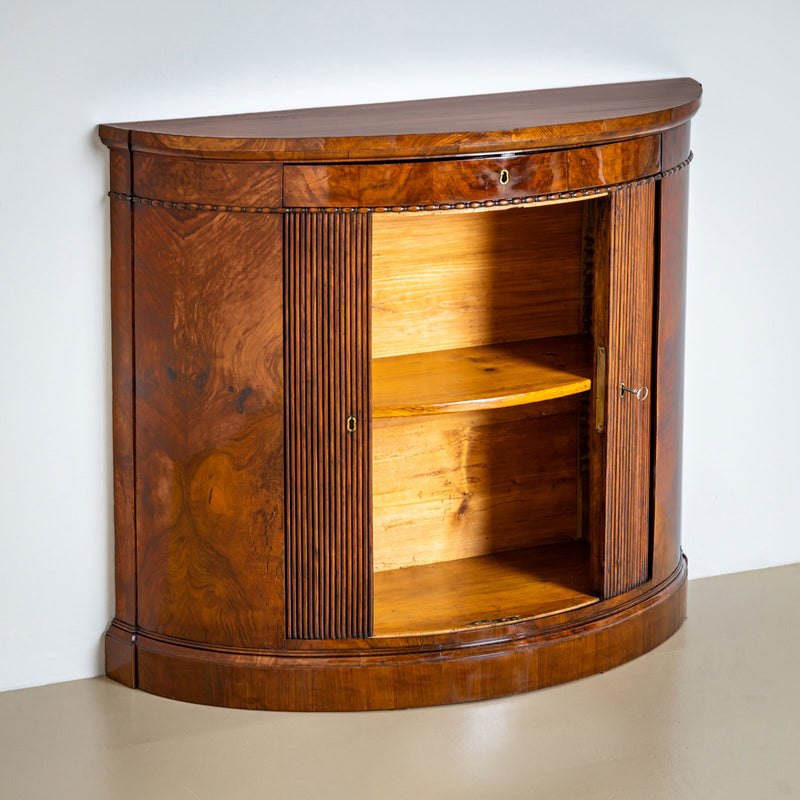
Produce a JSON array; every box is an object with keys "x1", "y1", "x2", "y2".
[
  {"x1": 283, "y1": 137, "x2": 659, "y2": 209},
  {"x1": 133, "y1": 206, "x2": 285, "y2": 649}
]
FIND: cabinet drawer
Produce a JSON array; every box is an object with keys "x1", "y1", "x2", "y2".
[
  {"x1": 284, "y1": 151, "x2": 566, "y2": 209},
  {"x1": 283, "y1": 136, "x2": 660, "y2": 209}
]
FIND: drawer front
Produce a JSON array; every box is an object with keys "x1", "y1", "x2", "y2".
[{"x1": 283, "y1": 136, "x2": 660, "y2": 209}]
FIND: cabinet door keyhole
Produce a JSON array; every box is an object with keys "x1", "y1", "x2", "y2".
[
  {"x1": 346, "y1": 415, "x2": 357, "y2": 433},
  {"x1": 620, "y1": 383, "x2": 649, "y2": 401}
]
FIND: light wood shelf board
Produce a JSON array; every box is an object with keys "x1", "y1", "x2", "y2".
[
  {"x1": 372, "y1": 336, "x2": 592, "y2": 417},
  {"x1": 373, "y1": 541, "x2": 597, "y2": 637}
]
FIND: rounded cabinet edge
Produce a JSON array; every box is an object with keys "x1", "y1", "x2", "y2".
[{"x1": 119, "y1": 560, "x2": 687, "y2": 711}]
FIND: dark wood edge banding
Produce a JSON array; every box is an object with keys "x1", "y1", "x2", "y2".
[{"x1": 109, "y1": 153, "x2": 693, "y2": 215}]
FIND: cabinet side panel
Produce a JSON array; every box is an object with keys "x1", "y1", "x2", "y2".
[
  {"x1": 134, "y1": 207, "x2": 285, "y2": 649},
  {"x1": 595, "y1": 183, "x2": 655, "y2": 597},
  {"x1": 652, "y1": 168, "x2": 689, "y2": 583},
  {"x1": 109, "y1": 148, "x2": 136, "y2": 627},
  {"x1": 285, "y1": 212, "x2": 372, "y2": 639}
]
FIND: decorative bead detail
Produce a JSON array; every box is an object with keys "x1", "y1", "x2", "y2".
[
  {"x1": 107, "y1": 192, "x2": 287, "y2": 214},
  {"x1": 109, "y1": 152, "x2": 693, "y2": 214}
]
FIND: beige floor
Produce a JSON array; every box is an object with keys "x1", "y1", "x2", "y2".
[{"x1": 1, "y1": 565, "x2": 798, "y2": 800}]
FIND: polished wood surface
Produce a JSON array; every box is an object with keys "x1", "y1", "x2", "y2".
[
  {"x1": 109, "y1": 149, "x2": 136, "y2": 639},
  {"x1": 604, "y1": 183, "x2": 654, "y2": 595},
  {"x1": 133, "y1": 207, "x2": 285, "y2": 648},
  {"x1": 285, "y1": 151, "x2": 566, "y2": 208},
  {"x1": 566, "y1": 137, "x2": 660, "y2": 190},
  {"x1": 133, "y1": 558, "x2": 687, "y2": 711},
  {"x1": 285, "y1": 212, "x2": 372, "y2": 639},
  {"x1": 651, "y1": 162, "x2": 690, "y2": 584},
  {"x1": 373, "y1": 401, "x2": 579, "y2": 572},
  {"x1": 590, "y1": 184, "x2": 655, "y2": 597},
  {"x1": 373, "y1": 542, "x2": 596, "y2": 637},
  {"x1": 100, "y1": 78, "x2": 700, "y2": 161},
  {"x1": 283, "y1": 137, "x2": 658, "y2": 208},
  {"x1": 103, "y1": 79, "x2": 699, "y2": 710},
  {"x1": 372, "y1": 337, "x2": 591, "y2": 416},
  {"x1": 133, "y1": 153, "x2": 281, "y2": 206},
  {"x1": 372, "y1": 204, "x2": 582, "y2": 358},
  {"x1": 661, "y1": 122, "x2": 692, "y2": 170}
]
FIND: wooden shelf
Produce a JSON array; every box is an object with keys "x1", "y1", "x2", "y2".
[
  {"x1": 372, "y1": 336, "x2": 592, "y2": 417},
  {"x1": 373, "y1": 541, "x2": 597, "y2": 637}
]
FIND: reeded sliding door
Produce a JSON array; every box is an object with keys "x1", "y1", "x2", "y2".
[
  {"x1": 284, "y1": 212, "x2": 373, "y2": 639},
  {"x1": 591, "y1": 182, "x2": 656, "y2": 597}
]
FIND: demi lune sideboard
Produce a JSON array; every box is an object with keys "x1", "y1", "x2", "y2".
[{"x1": 100, "y1": 78, "x2": 701, "y2": 711}]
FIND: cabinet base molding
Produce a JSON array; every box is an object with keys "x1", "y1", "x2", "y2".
[
  {"x1": 110, "y1": 557, "x2": 686, "y2": 711},
  {"x1": 104, "y1": 620, "x2": 136, "y2": 688}
]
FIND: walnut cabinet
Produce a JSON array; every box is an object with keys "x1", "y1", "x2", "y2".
[{"x1": 100, "y1": 78, "x2": 701, "y2": 710}]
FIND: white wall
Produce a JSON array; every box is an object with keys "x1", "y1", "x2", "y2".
[{"x1": 1, "y1": 0, "x2": 798, "y2": 691}]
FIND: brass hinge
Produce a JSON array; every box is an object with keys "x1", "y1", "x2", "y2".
[{"x1": 595, "y1": 346, "x2": 606, "y2": 433}]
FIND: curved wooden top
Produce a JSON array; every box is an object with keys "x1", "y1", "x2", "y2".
[{"x1": 100, "y1": 78, "x2": 701, "y2": 162}]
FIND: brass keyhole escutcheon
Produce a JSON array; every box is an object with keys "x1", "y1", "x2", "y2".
[
  {"x1": 499, "y1": 168, "x2": 510, "y2": 185},
  {"x1": 346, "y1": 415, "x2": 357, "y2": 433}
]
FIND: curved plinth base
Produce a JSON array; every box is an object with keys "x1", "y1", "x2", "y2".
[{"x1": 105, "y1": 557, "x2": 687, "y2": 711}]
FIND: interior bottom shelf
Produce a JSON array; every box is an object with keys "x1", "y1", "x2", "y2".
[{"x1": 372, "y1": 540, "x2": 597, "y2": 637}]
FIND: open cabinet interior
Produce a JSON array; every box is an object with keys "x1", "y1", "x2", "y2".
[{"x1": 371, "y1": 200, "x2": 602, "y2": 637}]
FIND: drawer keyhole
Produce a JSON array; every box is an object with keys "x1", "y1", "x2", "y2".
[{"x1": 499, "y1": 168, "x2": 510, "y2": 185}]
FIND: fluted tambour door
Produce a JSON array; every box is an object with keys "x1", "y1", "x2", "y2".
[
  {"x1": 285, "y1": 212, "x2": 373, "y2": 639},
  {"x1": 594, "y1": 182, "x2": 656, "y2": 598}
]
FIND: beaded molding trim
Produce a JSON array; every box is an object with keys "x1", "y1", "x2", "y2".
[{"x1": 109, "y1": 152, "x2": 693, "y2": 214}]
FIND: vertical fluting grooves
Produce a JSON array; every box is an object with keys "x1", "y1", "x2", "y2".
[
  {"x1": 604, "y1": 184, "x2": 655, "y2": 596},
  {"x1": 285, "y1": 211, "x2": 372, "y2": 639}
]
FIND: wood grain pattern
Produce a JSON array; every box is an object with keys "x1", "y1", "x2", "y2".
[
  {"x1": 566, "y1": 136, "x2": 660, "y2": 188},
  {"x1": 134, "y1": 206, "x2": 285, "y2": 649},
  {"x1": 109, "y1": 146, "x2": 137, "y2": 630},
  {"x1": 372, "y1": 337, "x2": 591, "y2": 416},
  {"x1": 651, "y1": 167, "x2": 689, "y2": 583},
  {"x1": 285, "y1": 212, "x2": 372, "y2": 639},
  {"x1": 373, "y1": 541, "x2": 596, "y2": 636},
  {"x1": 284, "y1": 138, "x2": 658, "y2": 208},
  {"x1": 132, "y1": 557, "x2": 686, "y2": 710},
  {"x1": 133, "y1": 153, "x2": 281, "y2": 207},
  {"x1": 591, "y1": 183, "x2": 655, "y2": 597},
  {"x1": 99, "y1": 78, "x2": 701, "y2": 162},
  {"x1": 372, "y1": 204, "x2": 583, "y2": 358},
  {"x1": 284, "y1": 151, "x2": 567, "y2": 208},
  {"x1": 372, "y1": 400, "x2": 579, "y2": 571}
]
